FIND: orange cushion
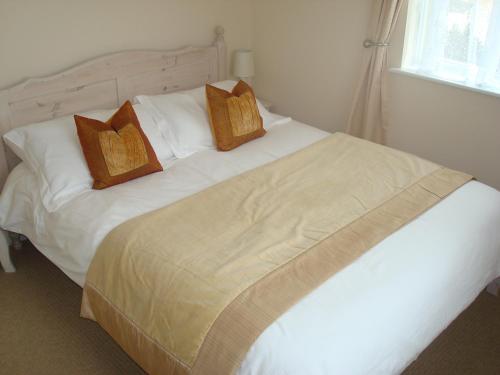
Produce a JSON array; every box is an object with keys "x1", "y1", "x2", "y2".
[
  {"x1": 74, "y1": 101, "x2": 163, "y2": 189},
  {"x1": 206, "y1": 80, "x2": 266, "y2": 151}
]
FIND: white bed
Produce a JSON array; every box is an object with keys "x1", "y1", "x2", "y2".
[
  {"x1": 1, "y1": 118, "x2": 500, "y2": 375},
  {"x1": 0, "y1": 27, "x2": 499, "y2": 375}
]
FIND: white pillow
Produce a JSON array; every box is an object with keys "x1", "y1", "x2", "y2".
[
  {"x1": 3, "y1": 104, "x2": 173, "y2": 212},
  {"x1": 136, "y1": 80, "x2": 291, "y2": 159},
  {"x1": 136, "y1": 93, "x2": 215, "y2": 159},
  {"x1": 183, "y1": 80, "x2": 290, "y2": 130},
  {"x1": 130, "y1": 104, "x2": 175, "y2": 162}
]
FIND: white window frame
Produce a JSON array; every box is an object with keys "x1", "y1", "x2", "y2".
[{"x1": 395, "y1": 0, "x2": 500, "y2": 98}]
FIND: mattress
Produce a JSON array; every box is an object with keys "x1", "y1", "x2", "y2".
[{"x1": 1, "y1": 119, "x2": 499, "y2": 375}]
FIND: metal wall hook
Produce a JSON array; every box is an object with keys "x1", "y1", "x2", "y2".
[{"x1": 363, "y1": 39, "x2": 391, "y2": 48}]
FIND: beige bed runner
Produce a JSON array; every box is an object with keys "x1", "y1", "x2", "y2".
[{"x1": 81, "y1": 133, "x2": 472, "y2": 375}]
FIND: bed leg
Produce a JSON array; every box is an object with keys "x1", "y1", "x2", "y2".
[
  {"x1": 0, "y1": 229, "x2": 15, "y2": 272},
  {"x1": 486, "y1": 277, "x2": 500, "y2": 297}
]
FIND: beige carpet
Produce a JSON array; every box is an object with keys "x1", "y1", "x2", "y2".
[{"x1": 0, "y1": 244, "x2": 498, "y2": 375}]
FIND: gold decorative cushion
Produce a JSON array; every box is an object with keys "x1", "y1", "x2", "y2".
[
  {"x1": 74, "y1": 101, "x2": 162, "y2": 189},
  {"x1": 206, "y1": 80, "x2": 266, "y2": 151}
]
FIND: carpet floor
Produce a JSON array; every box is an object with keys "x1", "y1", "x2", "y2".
[{"x1": 0, "y1": 244, "x2": 499, "y2": 375}]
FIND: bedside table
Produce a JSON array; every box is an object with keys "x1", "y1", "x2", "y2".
[{"x1": 258, "y1": 98, "x2": 273, "y2": 112}]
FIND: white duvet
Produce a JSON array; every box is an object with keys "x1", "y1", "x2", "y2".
[{"x1": 1, "y1": 120, "x2": 499, "y2": 375}]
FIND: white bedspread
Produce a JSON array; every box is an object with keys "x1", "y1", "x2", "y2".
[{"x1": 1, "y1": 120, "x2": 499, "y2": 375}]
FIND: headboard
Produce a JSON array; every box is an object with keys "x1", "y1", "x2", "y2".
[{"x1": 0, "y1": 26, "x2": 227, "y2": 187}]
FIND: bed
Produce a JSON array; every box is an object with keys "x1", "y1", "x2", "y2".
[{"x1": 0, "y1": 27, "x2": 499, "y2": 375}]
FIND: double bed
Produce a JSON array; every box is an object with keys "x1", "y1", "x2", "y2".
[{"x1": 0, "y1": 28, "x2": 499, "y2": 375}]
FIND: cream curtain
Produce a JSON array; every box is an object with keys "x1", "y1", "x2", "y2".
[{"x1": 346, "y1": 0, "x2": 405, "y2": 144}]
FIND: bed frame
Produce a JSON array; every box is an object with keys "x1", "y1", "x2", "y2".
[{"x1": 0, "y1": 26, "x2": 227, "y2": 273}]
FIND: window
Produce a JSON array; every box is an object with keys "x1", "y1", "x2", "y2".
[{"x1": 402, "y1": 0, "x2": 500, "y2": 95}]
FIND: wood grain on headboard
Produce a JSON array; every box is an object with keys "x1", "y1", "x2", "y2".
[{"x1": 0, "y1": 26, "x2": 227, "y2": 187}]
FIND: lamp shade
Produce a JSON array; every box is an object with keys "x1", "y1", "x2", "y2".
[{"x1": 233, "y1": 49, "x2": 255, "y2": 78}]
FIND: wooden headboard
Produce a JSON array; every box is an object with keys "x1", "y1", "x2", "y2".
[{"x1": 0, "y1": 26, "x2": 227, "y2": 187}]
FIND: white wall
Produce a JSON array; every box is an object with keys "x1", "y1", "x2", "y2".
[
  {"x1": 0, "y1": 0, "x2": 254, "y2": 88},
  {"x1": 251, "y1": 0, "x2": 499, "y2": 190},
  {"x1": 387, "y1": 4, "x2": 500, "y2": 190},
  {"x1": 252, "y1": 0, "x2": 373, "y2": 132}
]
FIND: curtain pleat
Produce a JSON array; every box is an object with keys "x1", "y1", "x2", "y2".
[{"x1": 346, "y1": 0, "x2": 405, "y2": 144}]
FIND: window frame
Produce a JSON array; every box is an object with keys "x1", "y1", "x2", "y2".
[{"x1": 398, "y1": 0, "x2": 500, "y2": 98}]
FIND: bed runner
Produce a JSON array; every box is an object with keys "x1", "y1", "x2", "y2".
[{"x1": 81, "y1": 133, "x2": 472, "y2": 375}]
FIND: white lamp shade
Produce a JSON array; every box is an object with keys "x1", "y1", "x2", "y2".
[{"x1": 233, "y1": 50, "x2": 255, "y2": 78}]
